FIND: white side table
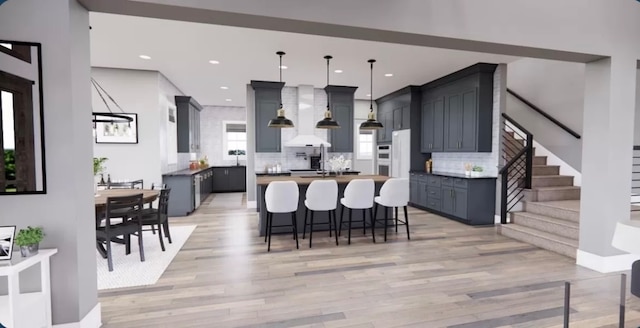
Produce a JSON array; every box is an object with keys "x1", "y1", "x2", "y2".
[{"x1": 0, "y1": 248, "x2": 57, "y2": 328}]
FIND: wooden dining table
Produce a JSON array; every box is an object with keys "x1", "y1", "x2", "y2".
[
  {"x1": 94, "y1": 189, "x2": 160, "y2": 258},
  {"x1": 94, "y1": 189, "x2": 160, "y2": 210}
]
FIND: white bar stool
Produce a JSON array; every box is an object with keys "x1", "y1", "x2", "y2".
[
  {"x1": 303, "y1": 179, "x2": 339, "y2": 247},
  {"x1": 374, "y1": 178, "x2": 410, "y2": 242},
  {"x1": 339, "y1": 179, "x2": 375, "y2": 244},
  {"x1": 264, "y1": 181, "x2": 300, "y2": 252}
]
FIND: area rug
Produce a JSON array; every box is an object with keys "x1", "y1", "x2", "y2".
[{"x1": 96, "y1": 225, "x2": 196, "y2": 290}]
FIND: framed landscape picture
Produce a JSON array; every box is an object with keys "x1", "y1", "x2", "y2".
[
  {"x1": 0, "y1": 226, "x2": 16, "y2": 261},
  {"x1": 95, "y1": 113, "x2": 138, "y2": 144}
]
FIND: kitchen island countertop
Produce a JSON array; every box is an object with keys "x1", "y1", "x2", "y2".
[{"x1": 256, "y1": 174, "x2": 389, "y2": 186}]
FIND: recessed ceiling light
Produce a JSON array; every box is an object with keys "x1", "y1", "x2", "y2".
[
  {"x1": 279, "y1": 65, "x2": 288, "y2": 69},
  {"x1": 139, "y1": 55, "x2": 151, "y2": 60},
  {"x1": 209, "y1": 60, "x2": 220, "y2": 64},
  {"x1": 220, "y1": 86, "x2": 229, "y2": 90},
  {"x1": 225, "y1": 99, "x2": 232, "y2": 102},
  {"x1": 366, "y1": 94, "x2": 371, "y2": 97},
  {"x1": 334, "y1": 69, "x2": 343, "y2": 73},
  {"x1": 384, "y1": 73, "x2": 393, "y2": 77}
]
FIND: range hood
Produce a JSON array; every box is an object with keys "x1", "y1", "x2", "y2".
[{"x1": 284, "y1": 85, "x2": 331, "y2": 147}]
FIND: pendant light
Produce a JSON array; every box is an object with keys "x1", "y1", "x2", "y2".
[
  {"x1": 316, "y1": 55, "x2": 340, "y2": 129},
  {"x1": 360, "y1": 59, "x2": 383, "y2": 130},
  {"x1": 268, "y1": 51, "x2": 294, "y2": 128}
]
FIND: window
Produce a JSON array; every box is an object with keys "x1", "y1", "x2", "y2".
[
  {"x1": 223, "y1": 121, "x2": 247, "y2": 160},
  {"x1": 357, "y1": 129, "x2": 374, "y2": 160}
]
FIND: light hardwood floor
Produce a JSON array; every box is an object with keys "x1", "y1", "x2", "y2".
[{"x1": 99, "y1": 193, "x2": 640, "y2": 328}]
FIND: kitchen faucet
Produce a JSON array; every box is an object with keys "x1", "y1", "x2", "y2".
[{"x1": 320, "y1": 143, "x2": 326, "y2": 178}]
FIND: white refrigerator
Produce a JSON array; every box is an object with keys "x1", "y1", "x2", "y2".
[{"x1": 391, "y1": 129, "x2": 411, "y2": 179}]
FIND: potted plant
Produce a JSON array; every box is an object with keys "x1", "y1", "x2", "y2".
[
  {"x1": 471, "y1": 166, "x2": 484, "y2": 177},
  {"x1": 14, "y1": 226, "x2": 44, "y2": 257},
  {"x1": 93, "y1": 157, "x2": 107, "y2": 193}
]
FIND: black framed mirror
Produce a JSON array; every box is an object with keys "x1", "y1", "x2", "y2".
[{"x1": 0, "y1": 40, "x2": 46, "y2": 195}]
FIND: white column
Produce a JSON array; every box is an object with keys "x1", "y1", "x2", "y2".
[{"x1": 578, "y1": 56, "x2": 638, "y2": 272}]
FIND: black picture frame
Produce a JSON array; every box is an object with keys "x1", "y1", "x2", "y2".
[
  {"x1": 0, "y1": 39, "x2": 47, "y2": 196},
  {"x1": 94, "y1": 113, "x2": 139, "y2": 144},
  {"x1": 0, "y1": 225, "x2": 16, "y2": 261}
]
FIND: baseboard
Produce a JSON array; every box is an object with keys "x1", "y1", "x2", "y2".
[
  {"x1": 246, "y1": 200, "x2": 257, "y2": 209},
  {"x1": 53, "y1": 303, "x2": 101, "y2": 328},
  {"x1": 576, "y1": 249, "x2": 640, "y2": 273}
]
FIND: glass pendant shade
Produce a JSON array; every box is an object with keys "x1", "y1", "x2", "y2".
[
  {"x1": 359, "y1": 58, "x2": 383, "y2": 130},
  {"x1": 316, "y1": 55, "x2": 340, "y2": 129},
  {"x1": 268, "y1": 106, "x2": 294, "y2": 128},
  {"x1": 268, "y1": 51, "x2": 294, "y2": 128}
]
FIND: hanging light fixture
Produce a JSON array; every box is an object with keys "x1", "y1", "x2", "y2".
[
  {"x1": 316, "y1": 55, "x2": 340, "y2": 129},
  {"x1": 360, "y1": 59, "x2": 383, "y2": 130},
  {"x1": 91, "y1": 78, "x2": 134, "y2": 125},
  {"x1": 268, "y1": 51, "x2": 294, "y2": 128}
]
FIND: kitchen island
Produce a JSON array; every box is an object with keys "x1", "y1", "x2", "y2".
[{"x1": 256, "y1": 175, "x2": 391, "y2": 236}]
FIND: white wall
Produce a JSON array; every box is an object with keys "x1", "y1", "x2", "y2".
[
  {"x1": 0, "y1": 0, "x2": 98, "y2": 325},
  {"x1": 145, "y1": 0, "x2": 640, "y2": 58},
  {"x1": 92, "y1": 68, "x2": 164, "y2": 187},
  {"x1": 506, "y1": 58, "x2": 585, "y2": 170},
  {"x1": 158, "y1": 72, "x2": 185, "y2": 173},
  {"x1": 200, "y1": 105, "x2": 247, "y2": 166}
]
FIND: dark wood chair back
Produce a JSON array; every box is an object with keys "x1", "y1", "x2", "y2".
[{"x1": 104, "y1": 193, "x2": 144, "y2": 229}]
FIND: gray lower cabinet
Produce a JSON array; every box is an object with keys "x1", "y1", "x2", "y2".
[
  {"x1": 212, "y1": 166, "x2": 246, "y2": 193},
  {"x1": 409, "y1": 173, "x2": 496, "y2": 225},
  {"x1": 163, "y1": 174, "x2": 197, "y2": 217}
]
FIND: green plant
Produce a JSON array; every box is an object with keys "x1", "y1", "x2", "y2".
[
  {"x1": 472, "y1": 166, "x2": 483, "y2": 172},
  {"x1": 93, "y1": 157, "x2": 108, "y2": 176},
  {"x1": 14, "y1": 226, "x2": 44, "y2": 246}
]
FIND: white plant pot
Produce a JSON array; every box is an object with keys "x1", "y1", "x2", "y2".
[{"x1": 470, "y1": 171, "x2": 481, "y2": 177}]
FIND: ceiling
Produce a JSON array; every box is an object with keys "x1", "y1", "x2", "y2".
[{"x1": 89, "y1": 13, "x2": 518, "y2": 107}]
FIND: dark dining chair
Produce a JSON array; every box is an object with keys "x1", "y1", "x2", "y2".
[
  {"x1": 137, "y1": 188, "x2": 172, "y2": 251},
  {"x1": 96, "y1": 193, "x2": 145, "y2": 272}
]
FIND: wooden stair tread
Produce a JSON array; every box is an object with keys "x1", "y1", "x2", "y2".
[
  {"x1": 532, "y1": 175, "x2": 573, "y2": 179},
  {"x1": 526, "y1": 200, "x2": 580, "y2": 212},
  {"x1": 500, "y1": 224, "x2": 579, "y2": 248},
  {"x1": 511, "y1": 211, "x2": 579, "y2": 229},
  {"x1": 532, "y1": 186, "x2": 580, "y2": 191}
]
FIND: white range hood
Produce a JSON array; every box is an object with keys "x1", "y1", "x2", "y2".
[{"x1": 284, "y1": 84, "x2": 331, "y2": 147}]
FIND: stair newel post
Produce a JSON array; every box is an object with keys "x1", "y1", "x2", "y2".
[
  {"x1": 525, "y1": 132, "x2": 534, "y2": 189},
  {"x1": 500, "y1": 170, "x2": 508, "y2": 224}
]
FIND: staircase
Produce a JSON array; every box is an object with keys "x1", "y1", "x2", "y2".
[{"x1": 498, "y1": 119, "x2": 581, "y2": 258}]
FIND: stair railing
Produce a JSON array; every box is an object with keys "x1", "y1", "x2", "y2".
[{"x1": 499, "y1": 113, "x2": 534, "y2": 224}]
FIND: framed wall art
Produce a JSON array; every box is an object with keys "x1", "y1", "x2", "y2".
[
  {"x1": 0, "y1": 225, "x2": 16, "y2": 261},
  {"x1": 94, "y1": 113, "x2": 138, "y2": 144}
]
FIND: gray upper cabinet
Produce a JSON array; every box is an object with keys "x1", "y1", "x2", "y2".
[
  {"x1": 375, "y1": 86, "x2": 430, "y2": 172},
  {"x1": 421, "y1": 97, "x2": 444, "y2": 152},
  {"x1": 251, "y1": 81, "x2": 284, "y2": 153},
  {"x1": 325, "y1": 85, "x2": 357, "y2": 153},
  {"x1": 421, "y1": 63, "x2": 496, "y2": 153},
  {"x1": 175, "y1": 96, "x2": 202, "y2": 153}
]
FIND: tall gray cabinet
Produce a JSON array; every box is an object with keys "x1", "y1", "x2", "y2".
[
  {"x1": 251, "y1": 81, "x2": 284, "y2": 153},
  {"x1": 325, "y1": 85, "x2": 357, "y2": 153},
  {"x1": 421, "y1": 63, "x2": 496, "y2": 153},
  {"x1": 175, "y1": 96, "x2": 202, "y2": 153}
]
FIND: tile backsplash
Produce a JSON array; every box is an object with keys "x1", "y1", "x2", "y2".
[{"x1": 431, "y1": 65, "x2": 503, "y2": 176}]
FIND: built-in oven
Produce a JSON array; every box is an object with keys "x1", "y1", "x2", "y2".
[{"x1": 377, "y1": 145, "x2": 391, "y2": 176}]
